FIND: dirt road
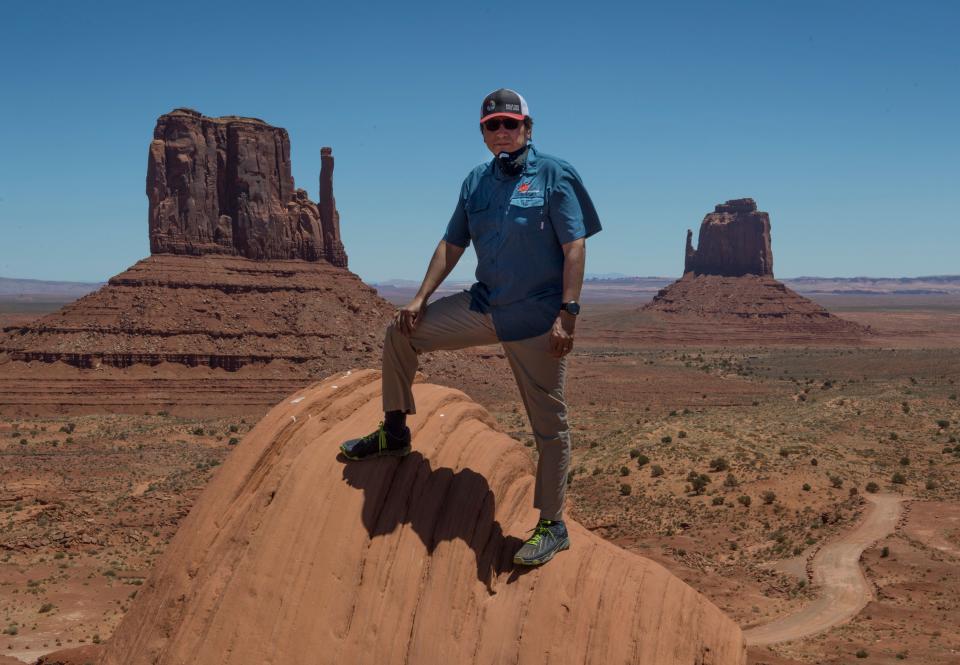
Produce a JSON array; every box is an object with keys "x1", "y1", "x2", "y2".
[{"x1": 743, "y1": 493, "x2": 906, "y2": 646}]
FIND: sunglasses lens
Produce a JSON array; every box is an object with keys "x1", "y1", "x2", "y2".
[{"x1": 483, "y1": 117, "x2": 521, "y2": 131}]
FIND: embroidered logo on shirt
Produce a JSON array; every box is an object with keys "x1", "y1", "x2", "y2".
[{"x1": 518, "y1": 182, "x2": 530, "y2": 193}]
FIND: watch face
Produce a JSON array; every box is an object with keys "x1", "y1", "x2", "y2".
[{"x1": 564, "y1": 302, "x2": 581, "y2": 316}]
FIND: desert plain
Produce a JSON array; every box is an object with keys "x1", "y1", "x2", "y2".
[{"x1": 0, "y1": 287, "x2": 959, "y2": 665}]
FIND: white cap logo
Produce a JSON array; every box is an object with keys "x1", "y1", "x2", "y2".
[{"x1": 485, "y1": 99, "x2": 496, "y2": 112}]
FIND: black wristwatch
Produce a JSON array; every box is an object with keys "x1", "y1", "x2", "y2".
[{"x1": 561, "y1": 301, "x2": 581, "y2": 316}]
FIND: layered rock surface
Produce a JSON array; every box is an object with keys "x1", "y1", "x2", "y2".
[
  {"x1": 0, "y1": 109, "x2": 512, "y2": 415},
  {"x1": 685, "y1": 198, "x2": 772, "y2": 277},
  {"x1": 148, "y1": 108, "x2": 347, "y2": 267},
  {"x1": 100, "y1": 370, "x2": 747, "y2": 665},
  {"x1": 643, "y1": 199, "x2": 868, "y2": 343}
]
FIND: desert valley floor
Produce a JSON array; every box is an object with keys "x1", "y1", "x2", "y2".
[{"x1": 0, "y1": 293, "x2": 959, "y2": 664}]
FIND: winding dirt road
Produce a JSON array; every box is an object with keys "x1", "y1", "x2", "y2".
[{"x1": 743, "y1": 493, "x2": 906, "y2": 646}]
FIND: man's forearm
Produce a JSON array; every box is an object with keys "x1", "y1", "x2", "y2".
[
  {"x1": 561, "y1": 238, "x2": 586, "y2": 303},
  {"x1": 414, "y1": 240, "x2": 465, "y2": 302}
]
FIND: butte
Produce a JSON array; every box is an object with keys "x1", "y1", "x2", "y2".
[
  {"x1": 0, "y1": 109, "x2": 501, "y2": 416},
  {"x1": 595, "y1": 198, "x2": 868, "y2": 346}
]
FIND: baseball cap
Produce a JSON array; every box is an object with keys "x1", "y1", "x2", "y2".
[{"x1": 480, "y1": 88, "x2": 529, "y2": 123}]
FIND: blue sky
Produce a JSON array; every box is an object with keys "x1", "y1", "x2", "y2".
[{"x1": 1, "y1": 0, "x2": 957, "y2": 283}]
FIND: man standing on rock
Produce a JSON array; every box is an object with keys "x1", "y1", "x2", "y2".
[{"x1": 341, "y1": 89, "x2": 601, "y2": 566}]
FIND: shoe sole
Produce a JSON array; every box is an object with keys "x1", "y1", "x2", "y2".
[
  {"x1": 339, "y1": 444, "x2": 412, "y2": 461},
  {"x1": 513, "y1": 536, "x2": 570, "y2": 566}
]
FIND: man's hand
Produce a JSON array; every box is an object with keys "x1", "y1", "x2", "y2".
[
  {"x1": 549, "y1": 310, "x2": 576, "y2": 358},
  {"x1": 395, "y1": 297, "x2": 427, "y2": 337}
]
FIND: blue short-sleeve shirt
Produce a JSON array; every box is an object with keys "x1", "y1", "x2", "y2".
[{"x1": 443, "y1": 144, "x2": 602, "y2": 341}]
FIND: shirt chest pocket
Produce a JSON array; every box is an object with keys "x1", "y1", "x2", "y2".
[
  {"x1": 507, "y1": 195, "x2": 546, "y2": 234},
  {"x1": 466, "y1": 194, "x2": 495, "y2": 238}
]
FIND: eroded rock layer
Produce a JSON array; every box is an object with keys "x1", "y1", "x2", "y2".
[
  {"x1": 641, "y1": 274, "x2": 867, "y2": 343},
  {"x1": 685, "y1": 198, "x2": 773, "y2": 277},
  {"x1": 643, "y1": 199, "x2": 868, "y2": 343},
  {"x1": 100, "y1": 370, "x2": 746, "y2": 665},
  {"x1": 0, "y1": 254, "x2": 386, "y2": 370},
  {"x1": 148, "y1": 108, "x2": 347, "y2": 267}
]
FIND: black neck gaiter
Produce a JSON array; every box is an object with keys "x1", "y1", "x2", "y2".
[{"x1": 496, "y1": 144, "x2": 529, "y2": 177}]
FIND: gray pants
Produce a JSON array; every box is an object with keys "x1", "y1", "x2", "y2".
[{"x1": 382, "y1": 291, "x2": 571, "y2": 522}]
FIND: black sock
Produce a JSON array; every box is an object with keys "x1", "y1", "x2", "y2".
[{"x1": 384, "y1": 410, "x2": 407, "y2": 435}]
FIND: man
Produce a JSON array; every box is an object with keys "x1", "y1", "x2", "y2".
[{"x1": 341, "y1": 88, "x2": 601, "y2": 566}]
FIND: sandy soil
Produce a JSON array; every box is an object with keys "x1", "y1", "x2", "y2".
[{"x1": 0, "y1": 297, "x2": 958, "y2": 663}]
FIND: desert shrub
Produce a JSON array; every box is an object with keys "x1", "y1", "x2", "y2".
[
  {"x1": 619, "y1": 466, "x2": 630, "y2": 477},
  {"x1": 669, "y1": 410, "x2": 677, "y2": 416},
  {"x1": 59, "y1": 423, "x2": 75, "y2": 434},
  {"x1": 856, "y1": 649, "x2": 868, "y2": 658},
  {"x1": 688, "y1": 472, "x2": 710, "y2": 495},
  {"x1": 829, "y1": 475, "x2": 844, "y2": 489},
  {"x1": 737, "y1": 495, "x2": 752, "y2": 508},
  {"x1": 93, "y1": 634, "x2": 101, "y2": 644},
  {"x1": 709, "y1": 457, "x2": 729, "y2": 472},
  {"x1": 891, "y1": 472, "x2": 906, "y2": 484},
  {"x1": 229, "y1": 424, "x2": 239, "y2": 433},
  {"x1": 38, "y1": 603, "x2": 53, "y2": 613},
  {"x1": 802, "y1": 483, "x2": 811, "y2": 491},
  {"x1": 889, "y1": 432, "x2": 899, "y2": 440},
  {"x1": 677, "y1": 430, "x2": 687, "y2": 439},
  {"x1": 711, "y1": 496, "x2": 724, "y2": 506},
  {"x1": 629, "y1": 448, "x2": 641, "y2": 459},
  {"x1": 191, "y1": 427, "x2": 205, "y2": 436},
  {"x1": 650, "y1": 464, "x2": 664, "y2": 477},
  {"x1": 592, "y1": 467, "x2": 602, "y2": 476},
  {"x1": 865, "y1": 482, "x2": 879, "y2": 493},
  {"x1": 723, "y1": 473, "x2": 738, "y2": 488},
  {"x1": 228, "y1": 437, "x2": 239, "y2": 446},
  {"x1": 810, "y1": 458, "x2": 818, "y2": 466},
  {"x1": 936, "y1": 419, "x2": 950, "y2": 429},
  {"x1": 660, "y1": 435, "x2": 672, "y2": 444},
  {"x1": 901, "y1": 402, "x2": 910, "y2": 414},
  {"x1": 943, "y1": 446, "x2": 953, "y2": 453},
  {"x1": 881, "y1": 545, "x2": 890, "y2": 558},
  {"x1": 949, "y1": 393, "x2": 957, "y2": 401},
  {"x1": 761, "y1": 490, "x2": 776, "y2": 505},
  {"x1": 636, "y1": 454, "x2": 650, "y2": 467},
  {"x1": 19, "y1": 439, "x2": 27, "y2": 446},
  {"x1": 619, "y1": 483, "x2": 632, "y2": 496},
  {"x1": 926, "y1": 479, "x2": 938, "y2": 490},
  {"x1": 899, "y1": 456, "x2": 910, "y2": 466}
]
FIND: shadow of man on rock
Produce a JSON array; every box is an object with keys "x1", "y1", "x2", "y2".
[{"x1": 340, "y1": 451, "x2": 533, "y2": 589}]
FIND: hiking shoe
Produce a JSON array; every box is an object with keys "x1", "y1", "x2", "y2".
[
  {"x1": 340, "y1": 422, "x2": 411, "y2": 460},
  {"x1": 513, "y1": 519, "x2": 570, "y2": 566}
]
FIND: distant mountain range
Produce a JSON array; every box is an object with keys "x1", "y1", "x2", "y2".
[
  {"x1": 0, "y1": 277, "x2": 105, "y2": 301},
  {"x1": 3, "y1": 275, "x2": 959, "y2": 307},
  {"x1": 371, "y1": 274, "x2": 960, "y2": 303}
]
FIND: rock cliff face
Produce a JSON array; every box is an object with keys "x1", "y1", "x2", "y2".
[
  {"x1": 644, "y1": 199, "x2": 868, "y2": 343},
  {"x1": 99, "y1": 371, "x2": 747, "y2": 665},
  {"x1": 148, "y1": 108, "x2": 347, "y2": 267},
  {"x1": 684, "y1": 198, "x2": 773, "y2": 277},
  {"x1": 0, "y1": 110, "x2": 511, "y2": 416}
]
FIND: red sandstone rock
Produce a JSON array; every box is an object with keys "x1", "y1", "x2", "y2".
[
  {"x1": 99, "y1": 371, "x2": 747, "y2": 665},
  {"x1": 34, "y1": 644, "x2": 104, "y2": 665},
  {"x1": 684, "y1": 198, "x2": 773, "y2": 277},
  {"x1": 647, "y1": 199, "x2": 869, "y2": 342},
  {"x1": 148, "y1": 108, "x2": 347, "y2": 267}
]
